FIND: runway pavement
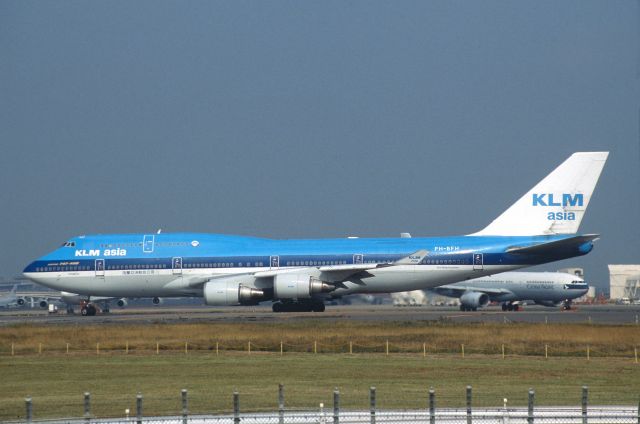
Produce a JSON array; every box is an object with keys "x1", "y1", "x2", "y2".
[{"x1": 0, "y1": 304, "x2": 639, "y2": 326}]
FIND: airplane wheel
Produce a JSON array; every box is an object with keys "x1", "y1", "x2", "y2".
[
  {"x1": 81, "y1": 307, "x2": 88, "y2": 316},
  {"x1": 460, "y1": 305, "x2": 465, "y2": 311},
  {"x1": 312, "y1": 302, "x2": 325, "y2": 312},
  {"x1": 501, "y1": 304, "x2": 508, "y2": 311},
  {"x1": 86, "y1": 305, "x2": 97, "y2": 316},
  {"x1": 272, "y1": 302, "x2": 283, "y2": 313}
]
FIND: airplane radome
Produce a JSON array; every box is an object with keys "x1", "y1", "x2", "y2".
[{"x1": 23, "y1": 152, "x2": 608, "y2": 314}]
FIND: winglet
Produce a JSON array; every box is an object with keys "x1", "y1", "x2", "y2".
[{"x1": 394, "y1": 250, "x2": 428, "y2": 265}]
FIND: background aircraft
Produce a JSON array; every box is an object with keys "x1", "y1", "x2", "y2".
[
  {"x1": 428, "y1": 271, "x2": 588, "y2": 311},
  {"x1": 23, "y1": 152, "x2": 607, "y2": 314},
  {"x1": 0, "y1": 285, "x2": 24, "y2": 308}
]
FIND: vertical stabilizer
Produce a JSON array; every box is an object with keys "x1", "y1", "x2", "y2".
[{"x1": 471, "y1": 152, "x2": 608, "y2": 236}]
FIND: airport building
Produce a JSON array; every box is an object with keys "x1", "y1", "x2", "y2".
[{"x1": 608, "y1": 265, "x2": 640, "y2": 302}]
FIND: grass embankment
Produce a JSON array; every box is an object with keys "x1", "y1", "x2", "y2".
[
  {"x1": 0, "y1": 321, "x2": 638, "y2": 357},
  {"x1": 1, "y1": 321, "x2": 639, "y2": 419},
  {"x1": 0, "y1": 354, "x2": 638, "y2": 420}
]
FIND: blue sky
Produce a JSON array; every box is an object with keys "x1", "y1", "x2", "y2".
[{"x1": 1, "y1": 1, "x2": 638, "y2": 291}]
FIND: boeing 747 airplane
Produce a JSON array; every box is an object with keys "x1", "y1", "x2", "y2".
[{"x1": 23, "y1": 152, "x2": 608, "y2": 314}]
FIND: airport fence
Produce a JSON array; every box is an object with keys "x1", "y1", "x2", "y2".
[
  {"x1": 8, "y1": 385, "x2": 640, "y2": 424},
  {"x1": 3, "y1": 340, "x2": 639, "y2": 362}
]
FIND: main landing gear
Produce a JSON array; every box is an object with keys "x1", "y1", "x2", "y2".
[
  {"x1": 272, "y1": 300, "x2": 326, "y2": 312},
  {"x1": 79, "y1": 300, "x2": 98, "y2": 316},
  {"x1": 562, "y1": 300, "x2": 573, "y2": 310},
  {"x1": 501, "y1": 302, "x2": 520, "y2": 311}
]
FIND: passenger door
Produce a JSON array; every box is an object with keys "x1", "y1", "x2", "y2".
[
  {"x1": 95, "y1": 259, "x2": 105, "y2": 277},
  {"x1": 172, "y1": 257, "x2": 183, "y2": 275}
]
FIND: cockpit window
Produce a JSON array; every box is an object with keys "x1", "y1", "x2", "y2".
[
  {"x1": 61, "y1": 241, "x2": 76, "y2": 247},
  {"x1": 571, "y1": 280, "x2": 586, "y2": 285}
]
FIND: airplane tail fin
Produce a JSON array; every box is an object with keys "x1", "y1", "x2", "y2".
[{"x1": 471, "y1": 152, "x2": 608, "y2": 236}]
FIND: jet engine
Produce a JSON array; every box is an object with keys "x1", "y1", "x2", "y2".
[
  {"x1": 117, "y1": 298, "x2": 128, "y2": 308},
  {"x1": 460, "y1": 291, "x2": 489, "y2": 309},
  {"x1": 273, "y1": 273, "x2": 335, "y2": 300},
  {"x1": 204, "y1": 278, "x2": 265, "y2": 306},
  {"x1": 17, "y1": 298, "x2": 25, "y2": 306},
  {"x1": 152, "y1": 297, "x2": 163, "y2": 306},
  {"x1": 39, "y1": 300, "x2": 48, "y2": 308}
]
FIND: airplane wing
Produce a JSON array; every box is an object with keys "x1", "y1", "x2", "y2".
[
  {"x1": 183, "y1": 250, "x2": 430, "y2": 287},
  {"x1": 505, "y1": 234, "x2": 599, "y2": 255},
  {"x1": 431, "y1": 285, "x2": 511, "y2": 297}
]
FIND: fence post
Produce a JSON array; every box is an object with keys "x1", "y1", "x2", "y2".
[
  {"x1": 581, "y1": 386, "x2": 588, "y2": 424},
  {"x1": 461, "y1": 344, "x2": 465, "y2": 358},
  {"x1": 66, "y1": 343, "x2": 69, "y2": 354},
  {"x1": 369, "y1": 386, "x2": 376, "y2": 424},
  {"x1": 429, "y1": 387, "x2": 435, "y2": 424},
  {"x1": 181, "y1": 389, "x2": 188, "y2": 424},
  {"x1": 349, "y1": 341, "x2": 353, "y2": 355},
  {"x1": 333, "y1": 388, "x2": 340, "y2": 424},
  {"x1": 280, "y1": 341, "x2": 283, "y2": 356},
  {"x1": 136, "y1": 393, "x2": 143, "y2": 424},
  {"x1": 156, "y1": 342, "x2": 159, "y2": 355},
  {"x1": 502, "y1": 344, "x2": 505, "y2": 359},
  {"x1": 466, "y1": 385, "x2": 472, "y2": 424},
  {"x1": 11, "y1": 343, "x2": 14, "y2": 356},
  {"x1": 423, "y1": 343, "x2": 426, "y2": 358},
  {"x1": 84, "y1": 392, "x2": 91, "y2": 424},
  {"x1": 527, "y1": 389, "x2": 534, "y2": 424},
  {"x1": 385, "y1": 340, "x2": 389, "y2": 356},
  {"x1": 278, "y1": 383, "x2": 285, "y2": 424},
  {"x1": 25, "y1": 396, "x2": 32, "y2": 424},
  {"x1": 233, "y1": 390, "x2": 240, "y2": 424},
  {"x1": 126, "y1": 341, "x2": 129, "y2": 355}
]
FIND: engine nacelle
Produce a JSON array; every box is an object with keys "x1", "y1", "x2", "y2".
[
  {"x1": 17, "y1": 298, "x2": 25, "y2": 306},
  {"x1": 39, "y1": 300, "x2": 48, "y2": 309},
  {"x1": 117, "y1": 298, "x2": 128, "y2": 308},
  {"x1": 273, "y1": 273, "x2": 334, "y2": 300},
  {"x1": 204, "y1": 278, "x2": 265, "y2": 306},
  {"x1": 152, "y1": 297, "x2": 163, "y2": 306},
  {"x1": 460, "y1": 291, "x2": 489, "y2": 309}
]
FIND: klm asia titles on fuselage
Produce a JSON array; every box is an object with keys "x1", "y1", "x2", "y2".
[{"x1": 23, "y1": 152, "x2": 608, "y2": 313}]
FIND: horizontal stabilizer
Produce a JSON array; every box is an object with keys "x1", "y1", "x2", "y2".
[{"x1": 506, "y1": 234, "x2": 599, "y2": 255}]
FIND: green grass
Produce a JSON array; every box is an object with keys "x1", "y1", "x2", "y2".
[{"x1": 0, "y1": 353, "x2": 638, "y2": 420}]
